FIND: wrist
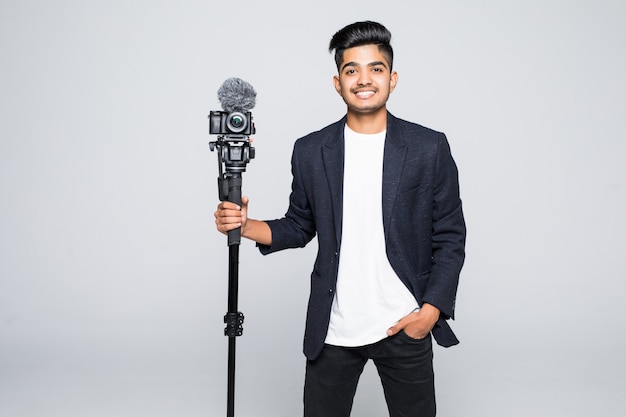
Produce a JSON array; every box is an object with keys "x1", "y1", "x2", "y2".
[{"x1": 421, "y1": 303, "x2": 440, "y2": 321}]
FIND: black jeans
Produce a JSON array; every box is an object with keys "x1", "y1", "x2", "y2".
[{"x1": 304, "y1": 332, "x2": 435, "y2": 417}]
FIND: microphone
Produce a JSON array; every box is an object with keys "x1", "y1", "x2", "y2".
[{"x1": 217, "y1": 77, "x2": 257, "y2": 113}]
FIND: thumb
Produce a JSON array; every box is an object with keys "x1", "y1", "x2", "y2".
[
  {"x1": 386, "y1": 319, "x2": 405, "y2": 336},
  {"x1": 240, "y1": 196, "x2": 249, "y2": 215},
  {"x1": 240, "y1": 196, "x2": 249, "y2": 223}
]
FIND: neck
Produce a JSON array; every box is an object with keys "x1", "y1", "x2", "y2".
[{"x1": 345, "y1": 109, "x2": 388, "y2": 134}]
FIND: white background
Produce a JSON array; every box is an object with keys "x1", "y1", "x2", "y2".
[{"x1": 1, "y1": 1, "x2": 625, "y2": 416}]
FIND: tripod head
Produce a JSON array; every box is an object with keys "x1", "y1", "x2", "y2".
[{"x1": 209, "y1": 130, "x2": 256, "y2": 202}]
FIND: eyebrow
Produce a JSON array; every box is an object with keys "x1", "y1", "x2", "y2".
[{"x1": 340, "y1": 60, "x2": 389, "y2": 72}]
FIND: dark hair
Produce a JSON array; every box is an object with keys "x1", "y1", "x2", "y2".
[{"x1": 329, "y1": 21, "x2": 394, "y2": 71}]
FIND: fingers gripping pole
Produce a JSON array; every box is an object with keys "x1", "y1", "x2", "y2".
[{"x1": 225, "y1": 174, "x2": 242, "y2": 246}]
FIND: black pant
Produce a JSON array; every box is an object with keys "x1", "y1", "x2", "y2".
[{"x1": 304, "y1": 332, "x2": 436, "y2": 417}]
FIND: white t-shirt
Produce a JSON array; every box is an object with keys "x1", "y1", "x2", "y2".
[{"x1": 324, "y1": 125, "x2": 419, "y2": 347}]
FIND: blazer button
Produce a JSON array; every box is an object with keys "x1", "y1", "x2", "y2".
[{"x1": 328, "y1": 288, "x2": 334, "y2": 294}]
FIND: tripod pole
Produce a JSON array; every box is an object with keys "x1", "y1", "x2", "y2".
[
  {"x1": 226, "y1": 244, "x2": 240, "y2": 417},
  {"x1": 224, "y1": 173, "x2": 243, "y2": 417},
  {"x1": 209, "y1": 132, "x2": 255, "y2": 417}
]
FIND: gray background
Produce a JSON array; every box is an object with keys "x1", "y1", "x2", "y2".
[{"x1": 1, "y1": 0, "x2": 625, "y2": 416}]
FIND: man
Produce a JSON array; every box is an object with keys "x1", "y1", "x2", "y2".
[{"x1": 215, "y1": 20, "x2": 465, "y2": 417}]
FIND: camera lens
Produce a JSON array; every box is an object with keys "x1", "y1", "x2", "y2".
[
  {"x1": 226, "y1": 112, "x2": 247, "y2": 133},
  {"x1": 230, "y1": 115, "x2": 244, "y2": 128}
]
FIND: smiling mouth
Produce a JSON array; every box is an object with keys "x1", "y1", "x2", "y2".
[{"x1": 354, "y1": 90, "x2": 375, "y2": 99}]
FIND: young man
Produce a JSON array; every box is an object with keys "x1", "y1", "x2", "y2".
[{"x1": 214, "y1": 21, "x2": 466, "y2": 417}]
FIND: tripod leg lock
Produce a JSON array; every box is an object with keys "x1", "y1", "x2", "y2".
[{"x1": 224, "y1": 312, "x2": 245, "y2": 337}]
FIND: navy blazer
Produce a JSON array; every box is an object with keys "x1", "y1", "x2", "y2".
[{"x1": 259, "y1": 112, "x2": 466, "y2": 360}]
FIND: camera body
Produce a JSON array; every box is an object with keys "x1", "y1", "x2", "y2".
[{"x1": 209, "y1": 110, "x2": 255, "y2": 136}]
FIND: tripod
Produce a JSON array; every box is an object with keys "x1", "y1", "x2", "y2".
[{"x1": 209, "y1": 134, "x2": 255, "y2": 417}]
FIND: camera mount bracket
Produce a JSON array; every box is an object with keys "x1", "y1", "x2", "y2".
[{"x1": 224, "y1": 311, "x2": 245, "y2": 337}]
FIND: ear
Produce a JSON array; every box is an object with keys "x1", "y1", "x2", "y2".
[
  {"x1": 389, "y1": 71, "x2": 398, "y2": 92},
  {"x1": 333, "y1": 75, "x2": 342, "y2": 95}
]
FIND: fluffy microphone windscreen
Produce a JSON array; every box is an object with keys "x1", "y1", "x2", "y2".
[{"x1": 217, "y1": 77, "x2": 257, "y2": 113}]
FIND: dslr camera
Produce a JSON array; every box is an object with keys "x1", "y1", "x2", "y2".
[{"x1": 209, "y1": 110, "x2": 255, "y2": 136}]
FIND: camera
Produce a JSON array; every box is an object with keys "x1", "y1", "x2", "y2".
[{"x1": 209, "y1": 110, "x2": 255, "y2": 136}]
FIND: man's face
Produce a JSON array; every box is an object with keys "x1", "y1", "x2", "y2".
[{"x1": 333, "y1": 44, "x2": 398, "y2": 116}]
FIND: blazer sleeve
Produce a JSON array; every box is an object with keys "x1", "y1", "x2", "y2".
[
  {"x1": 421, "y1": 134, "x2": 466, "y2": 320},
  {"x1": 257, "y1": 140, "x2": 317, "y2": 255}
]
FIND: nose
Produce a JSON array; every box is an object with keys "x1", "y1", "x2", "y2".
[{"x1": 357, "y1": 70, "x2": 372, "y2": 86}]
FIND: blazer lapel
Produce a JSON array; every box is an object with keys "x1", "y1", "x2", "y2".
[
  {"x1": 322, "y1": 119, "x2": 345, "y2": 248},
  {"x1": 382, "y1": 114, "x2": 407, "y2": 239}
]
